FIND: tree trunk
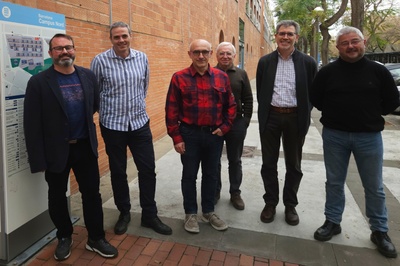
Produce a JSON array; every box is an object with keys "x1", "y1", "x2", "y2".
[
  {"x1": 320, "y1": 26, "x2": 331, "y2": 65},
  {"x1": 351, "y1": 0, "x2": 364, "y2": 31},
  {"x1": 319, "y1": 0, "x2": 348, "y2": 65}
]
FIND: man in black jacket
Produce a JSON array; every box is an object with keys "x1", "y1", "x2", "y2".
[
  {"x1": 256, "y1": 20, "x2": 317, "y2": 226},
  {"x1": 215, "y1": 41, "x2": 253, "y2": 210},
  {"x1": 24, "y1": 33, "x2": 117, "y2": 261},
  {"x1": 311, "y1": 26, "x2": 398, "y2": 258}
]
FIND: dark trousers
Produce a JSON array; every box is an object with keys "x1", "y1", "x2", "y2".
[
  {"x1": 217, "y1": 116, "x2": 248, "y2": 194},
  {"x1": 180, "y1": 123, "x2": 224, "y2": 214},
  {"x1": 45, "y1": 139, "x2": 105, "y2": 241},
  {"x1": 100, "y1": 122, "x2": 157, "y2": 220},
  {"x1": 260, "y1": 112, "x2": 304, "y2": 207}
]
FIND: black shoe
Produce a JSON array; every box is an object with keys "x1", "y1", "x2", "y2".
[
  {"x1": 54, "y1": 237, "x2": 73, "y2": 261},
  {"x1": 214, "y1": 191, "x2": 220, "y2": 205},
  {"x1": 260, "y1": 204, "x2": 276, "y2": 223},
  {"x1": 284, "y1": 206, "x2": 299, "y2": 226},
  {"x1": 141, "y1": 216, "x2": 172, "y2": 235},
  {"x1": 86, "y1": 238, "x2": 118, "y2": 258},
  {"x1": 114, "y1": 212, "x2": 131, "y2": 235},
  {"x1": 370, "y1": 231, "x2": 398, "y2": 258},
  {"x1": 314, "y1": 220, "x2": 341, "y2": 241}
]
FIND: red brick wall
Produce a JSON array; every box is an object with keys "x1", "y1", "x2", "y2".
[{"x1": 6, "y1": 0, "x2": 274, "y2": 194}]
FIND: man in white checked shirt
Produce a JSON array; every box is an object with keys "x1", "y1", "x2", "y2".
[
  {"x1": 90, "y1": 21, "x2": 172, "y2": 236},
  {"x1": 256, "y1": 20, "x2": 317, "y2": 226}
]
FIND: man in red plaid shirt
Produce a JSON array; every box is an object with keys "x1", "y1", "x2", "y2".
[{"x1": 165, "y1": 39, "x2": 236, "y2": 234}]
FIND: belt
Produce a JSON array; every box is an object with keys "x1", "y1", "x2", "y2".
[
  {"x1": 270, "y1": 105, "x2": 298, "y2": 114},
  {"x1": 181, "y1": 122, "x2": 217, "y2": 132},
  {"x1": 68, "y1": 138, "x2": 87, "y2": 144}
]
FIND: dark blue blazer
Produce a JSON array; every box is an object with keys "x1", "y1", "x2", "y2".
[
  {"x1": 256, "y1": 49, "x2": 317, "y2": 137},
  {"x1": 24, "y1": 65, "x2": 99, "y2": 173}
]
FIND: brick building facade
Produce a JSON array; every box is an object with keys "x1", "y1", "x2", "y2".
[{"x1": 5, "y1": 0, "x2": 275, "y2": 193}]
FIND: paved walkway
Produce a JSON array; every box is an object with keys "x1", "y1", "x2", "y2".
[
  {"x1": 27, "y1": 225, "x2": 299, "y2": 265},
  {"x1": 26, "y1": 79, "x2": 400, "y2": 265}
]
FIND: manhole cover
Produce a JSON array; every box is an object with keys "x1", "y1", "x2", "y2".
[{"x1": 222, "y1": 145, "x2": 256, "y2": 158}]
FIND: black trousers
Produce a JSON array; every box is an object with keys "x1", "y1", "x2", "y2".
[
  {"x1": 100, "y1": 122, "x2": 158, "y2": 220},
  {"x1": 45, "y1": 139, "x2": 105, "y2": 240},
  {"x1": 260, "y1": 112, "x2": 305, "y2": 207},
  {"x1": 217, "y1": 116, "x2": 248, "y2": 194}
]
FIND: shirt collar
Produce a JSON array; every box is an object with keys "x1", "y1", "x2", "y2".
[
  {"x1": 110, "y1": 48, "x2": 136, "y2": 59},
  {"x1": 215, "y1": 64, "x2": 236, "y2": 73},
  {"x1": 189, "y1": 64, "x2": 211, "y2": 76},
  {"x1": 277, "y1": 48, "x2": 296, "y2": 60}
]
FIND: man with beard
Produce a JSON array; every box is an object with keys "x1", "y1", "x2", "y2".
[{"x1": 24, "y1": 33, "x2": 118, "y2": 261}]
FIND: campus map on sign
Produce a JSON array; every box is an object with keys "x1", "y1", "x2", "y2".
[{"x1": 0, "y1": 2, "x2": 65, "y2": 178}]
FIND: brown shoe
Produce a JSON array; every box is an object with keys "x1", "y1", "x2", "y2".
[
  {"x1": 230, "y1": 192, "x2": 245, "y2": 210},
  {"x1": 260, "y1": 204, "x2": 276, "y2": 223},
  {"x1": 285, "y1": 206, "x2": 299, "y2": 226}
]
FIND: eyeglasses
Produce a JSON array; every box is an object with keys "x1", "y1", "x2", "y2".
[
  {"x1": 51, "y1": 45, "x2": 75, "y2": 52},
  {"x1": 338, "y1": 39, "x2": 363, "y2": 47},
  {"x1": 192, "y1": 50, "x2": 210, "y2": 56},
  {"x1": 218, "y1": 52, "x2": 233, "y2": 57},
  {"x1": 277, "y1": 32, "x2": 296, "y2": 37}
]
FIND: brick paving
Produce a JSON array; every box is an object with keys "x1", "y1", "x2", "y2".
[{"x1": 26, "y1": 226, "x2": 301, "y2": 266}]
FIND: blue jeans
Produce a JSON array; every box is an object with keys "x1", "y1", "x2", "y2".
[
  {"x1": 180, "y1": 123, "x2": 224, "y2": 214},
  {"x1": 100, "y1": 122, "x2": 158, "y2": 220},
  {"x1": 322, "y1": 127, "x2": 388, "y2": 232}
]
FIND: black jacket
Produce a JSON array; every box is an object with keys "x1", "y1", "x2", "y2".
[
  {"x1": 256, "y1": 49, "x2": 317, "y2": 136},
  {"x1": 24, "y1": 65, "x2": 99, "y2": 173}
]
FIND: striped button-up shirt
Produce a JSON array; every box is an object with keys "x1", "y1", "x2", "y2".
[
  {"x1": 165, "y1": 64, "x2": 237, "y2": 145},
  {"x1": 90, "y1": 48, "x2": 149, "y2": 131}
]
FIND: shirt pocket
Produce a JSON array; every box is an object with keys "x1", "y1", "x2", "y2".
[
  {"x1": 182, "y1": 86, "x2": 197, "y2": 105},
  {"x1": 213, "y1": 86, "x2": 226, "y2": 104}
]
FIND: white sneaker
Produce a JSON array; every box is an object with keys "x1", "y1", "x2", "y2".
[
  {"x1": 184, "y1": 214, "x2": 199, "y2": 233},
  {"x1": 202, "y1": 212, "x2": 228, "y2": 231}
]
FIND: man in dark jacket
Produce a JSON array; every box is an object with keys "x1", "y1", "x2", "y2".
[
  {"x1": 214, "y1": 41, "x2": 253, "y2": 210},
  {"x1": 256, "y1": 20, "x2": 317, "y2": 226},
  {"x1": 311, "y1": 26, "x2": 398, "y2": 258},
  {"x1": 24, "y1": 33, "x2": 117, "y2": 261}
]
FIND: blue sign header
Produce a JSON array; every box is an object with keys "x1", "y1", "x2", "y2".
[{"x1": 0, "y1": 2, "x2": 65, "y2": 30}]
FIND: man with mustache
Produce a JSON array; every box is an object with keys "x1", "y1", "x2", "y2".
[
  {"x1": 24, "y1": 33, "x2": 118, "y2": 261},
  {"x1": 311, "y1": 26, "x2": 398, "y2": 258}
]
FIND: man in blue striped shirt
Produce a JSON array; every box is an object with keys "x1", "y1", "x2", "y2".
[{"x1": 91, "y1": 21, "x2": 172, "y2": 236}]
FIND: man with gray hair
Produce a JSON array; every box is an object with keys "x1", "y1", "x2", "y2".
[
  {"x1": 311, "y1": 26, "x2": 398, "y2": 258},
  {"x1": 256, "y1": 20, "x2": 317, "y2": 226},
  {"x1": 214, "y1": 42, "x2": 253, "y2": 210},
  {"x1": 91, "y1": 21, "x2": 172, "y2": 236}
]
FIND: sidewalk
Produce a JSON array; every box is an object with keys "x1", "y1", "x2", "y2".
[{"x1": 26, "y1": 79, "x2": 400, "y2": 265}]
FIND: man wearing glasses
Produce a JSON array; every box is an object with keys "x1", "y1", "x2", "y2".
[
  {"x1": 24, "y1": 33, "x2": 118, "y2": 261},
  {"x1": 214, "y1": 42, "x2": 253, "y2": 210},
  {"x1": 165, "y1": 39, "x2": 236, "y2": 233},
  {"x1": 256, "y1": 20, "x2": 317, "y2": 226},
  {"x1": 311, "y1": 26, "x2": 398, "y2": 258}
]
